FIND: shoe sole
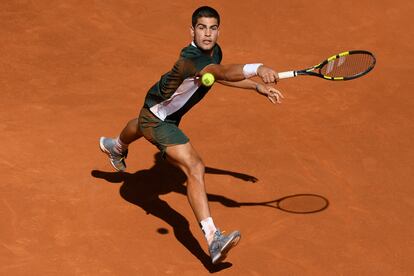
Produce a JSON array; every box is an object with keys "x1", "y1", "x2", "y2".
[
  {"x1": 99, "y1": 137, "x2": 124, "y2": 172},
  {"x1": 212, "y1": 232, "x2": 241, "y2": 264}
]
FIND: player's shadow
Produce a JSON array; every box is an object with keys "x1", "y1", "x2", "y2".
[{"x1": 91, "y1": 153, "x2": 257, "y2": 273}]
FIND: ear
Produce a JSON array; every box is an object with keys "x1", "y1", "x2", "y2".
[{"x1": 190, "y1": 26, "x2": 195, "y2": 39}]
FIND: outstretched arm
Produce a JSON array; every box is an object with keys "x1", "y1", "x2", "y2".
[
  {"x1": 218, "y1": 79, "x2": 284, "y2": 104},
  {"x1": 200, "y1": 64, "x2": 279, "y2": 84}
]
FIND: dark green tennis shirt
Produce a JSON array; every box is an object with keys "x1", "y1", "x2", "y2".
[{"x1": 144, "y1": 42, "x2": 222, "y2": 124}]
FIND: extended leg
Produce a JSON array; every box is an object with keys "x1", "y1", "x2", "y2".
[
  {"x1": 165, "y1": 142, "x2": 241, "y2": 264},
  {"x1": 166, "y1": 142, "x2": 210, "y2": 221}
]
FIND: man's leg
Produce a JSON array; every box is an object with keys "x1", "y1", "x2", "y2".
[
  {"x1": 100, "y1": 118, "x2": 143, "y2": 171},
  {"x1": 166, "y1": 142, "x2": 210, "y2": 221},
  {"x1": 165, "y1": 142, "x2": 241, "y2": 264},
  {"x1": 119, "y1": 118, "x2": 143, "y2": 144}
]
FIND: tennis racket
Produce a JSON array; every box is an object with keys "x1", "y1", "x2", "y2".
[{"x1": 278, "y1": 50, "x2": 376, "y2": 81}]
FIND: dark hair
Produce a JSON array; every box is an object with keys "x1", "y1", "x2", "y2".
[{"x1": 192, "y1": 6, "x2": 220, "y2": 27}]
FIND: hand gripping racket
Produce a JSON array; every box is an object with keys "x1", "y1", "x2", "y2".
[{"x1": 278, "y1": 50, "x2": 376, "y2": 81}]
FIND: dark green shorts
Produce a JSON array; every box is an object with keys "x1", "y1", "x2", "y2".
[{"x1": 138, "y1": 108, "x2": 189, "y2": 155}]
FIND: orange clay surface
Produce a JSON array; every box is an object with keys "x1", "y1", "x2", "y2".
[{"x1": 1, "y1": 1, "x2": 413, "y2": 275}]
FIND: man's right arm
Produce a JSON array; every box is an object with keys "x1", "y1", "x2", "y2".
[{"x1": 200, "y1": 64, "x2": 279, "y2": 84}]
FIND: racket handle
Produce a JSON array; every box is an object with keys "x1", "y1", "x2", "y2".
[{"x1": 278, "y1": 71, "x2": 296, "y2": 79}]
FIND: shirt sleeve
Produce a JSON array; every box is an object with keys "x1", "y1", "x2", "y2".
[{"x1": 158, "y1": 58, "x2": 197, "y2": 98}]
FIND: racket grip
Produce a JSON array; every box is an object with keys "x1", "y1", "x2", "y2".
[{"x1": 278, "y1": 71, "x2": 296, "y2": 79}]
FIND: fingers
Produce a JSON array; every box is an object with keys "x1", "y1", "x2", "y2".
[
  {"x1": 258, "y1": 66, "x2": 279, "y2": 84},
  {"x1": 269, "y1": 88, "x2": 284, "y2": 98},
  {"x1": 269, "y1": 72, "x2": 278, "y2": 83},
  {"x1": 256, "y1": 82, "x2": 284, "y2": 104},
  {"x1": 267, "y1": 88, "x2": 284, "y2": 104},
  {"x1": 268, "y1": 95, "x2": 276, "y2": 104},
  {"x1": 263, "y1": 72, "x2": 278, "y2": 83},
  {"x1": 261, "y1": 72, "x2": 278, "y2": 83}
]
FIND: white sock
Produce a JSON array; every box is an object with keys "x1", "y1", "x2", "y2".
[
  {"x1": 114, "y1": 136, "x2": 128, "y2": 154},
  {"x1": 200, "y1": 217, "x2": 217, "y2": 245}
]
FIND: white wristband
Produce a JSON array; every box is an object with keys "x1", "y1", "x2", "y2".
[{"x1": 243, "y1": 63, "x2": 263, "y2": 78}]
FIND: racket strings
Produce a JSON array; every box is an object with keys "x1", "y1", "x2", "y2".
[{"x1": 320, "y1": 53, "x2": 375, "y2": 78}]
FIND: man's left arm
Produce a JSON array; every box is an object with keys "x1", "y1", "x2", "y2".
[{"x1": 217, "y1": 79, "x2": 284, "y2": 104}]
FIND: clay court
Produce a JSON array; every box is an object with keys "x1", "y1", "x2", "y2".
[{"x1": 1, "y1": 0, "x2": 413, "y2": 275}]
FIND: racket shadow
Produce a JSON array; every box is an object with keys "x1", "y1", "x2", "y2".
[
  {"x1": 91, "y1": 153, "x2": 258, "y2": 273},
  {"x1": 209, "y1": 193, "x2": 330, "y2": 214}
]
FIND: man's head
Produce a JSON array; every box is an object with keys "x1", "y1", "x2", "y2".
[{"x1": 191, "y1": 6, "x2": 220, "y2": 52}]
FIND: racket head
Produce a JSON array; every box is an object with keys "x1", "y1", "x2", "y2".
[{"x1": 298, "y1": 50, "x2": 376, "y2": 81}]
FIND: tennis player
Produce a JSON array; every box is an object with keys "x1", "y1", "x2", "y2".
[{"x1": 99, "y1": 6, "x2": 283, "y2": 264}]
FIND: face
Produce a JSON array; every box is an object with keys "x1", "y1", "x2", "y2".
[{"x1": 191, "y1": 17, "x2": 219, "y2": 51}]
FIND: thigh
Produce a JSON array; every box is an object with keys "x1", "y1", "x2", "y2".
[
  {"x1": 138, "y1": 108, "x2": 189, "y2": 155},
  {"x1": 165, "y1": 142, "x2": 203, "y2": 176}
]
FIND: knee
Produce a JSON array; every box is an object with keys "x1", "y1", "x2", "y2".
[
  {"x1": 187, "y1": 158, "x2": 205, "y2": 179},
  {"x1": 127, "y1": 118, "x2": 139, "y2": 129}
]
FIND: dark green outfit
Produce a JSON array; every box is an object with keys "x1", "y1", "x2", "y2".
[{"x1": 139, "y1": 42, "x2": 222, "y2": 153}]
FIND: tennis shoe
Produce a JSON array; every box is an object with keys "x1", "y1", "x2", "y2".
[
  {"x1": 99, "y1": 137, "x2": 128, "y2": 171},
  {"x1": 209, "y1": 229, "x2": 241, "y2": 264}
]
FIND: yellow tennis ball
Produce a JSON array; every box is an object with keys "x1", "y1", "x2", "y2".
[{"x1": 201, "y1": 73, "x2": 215, "y2": 87}]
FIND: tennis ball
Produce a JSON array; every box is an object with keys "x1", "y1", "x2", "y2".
[{"x1": 201, "y1": 73, "x2": 215, "y2": 87}]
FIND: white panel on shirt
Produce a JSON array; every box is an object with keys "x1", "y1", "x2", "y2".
[{"x1": 150, "y1": 77, "x2": 200, "y2": 121}]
